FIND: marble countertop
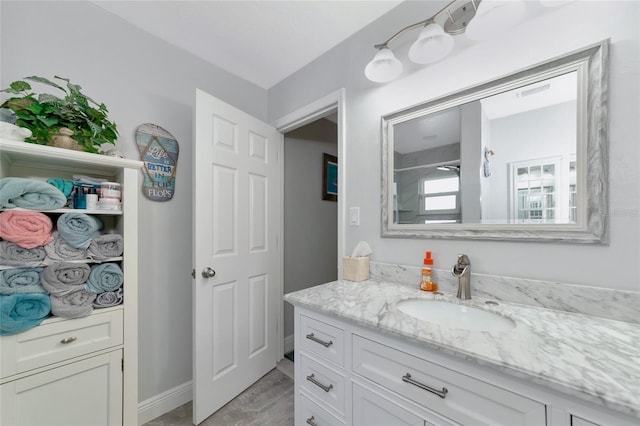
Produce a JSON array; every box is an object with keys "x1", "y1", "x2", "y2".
[{"x1": 284, "y1": 280, "x2": 640, "y2": 417}]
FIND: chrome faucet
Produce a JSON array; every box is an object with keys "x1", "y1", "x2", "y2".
[{"x1": 451, "y1": 254, "x2": 471, "y2": 300}]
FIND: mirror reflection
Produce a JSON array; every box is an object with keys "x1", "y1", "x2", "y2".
[{"x1": 392, "y1": 72, "x2": 577, "y2": 226}]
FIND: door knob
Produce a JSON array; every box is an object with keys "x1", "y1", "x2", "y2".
[{"x1": 201, "y1": 267, "x2": 216, "y2": 278}]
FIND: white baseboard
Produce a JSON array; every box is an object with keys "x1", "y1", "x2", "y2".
[
  {"x1": 284, "y1": 333, "x2": 294, "y2": 354},
  {"x1": 138, "y1": 381, "x2": 192, "y2": 425}
]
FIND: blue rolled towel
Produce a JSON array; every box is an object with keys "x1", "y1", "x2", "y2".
[
  {"x1": 85, "y1": 263, "x2": 124, "y2": 294},
  {"x1": 0, "y1": 177, "x2": 67, "y2": 210},
  {"x1": 0, "y1": 293, "x2": 51, "y2": 335},
  {"x1": 0, "y1": 268, "x2": 46, "y2": 295},
  {"x1": 46, "y1": 178, "x2": 74, "y2": 198},
  {"x1": 57, "y1": 213, "x2": 103, "y2": 249}
]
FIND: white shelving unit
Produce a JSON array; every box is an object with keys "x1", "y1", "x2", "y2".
[{"x1": 0, "y1": 139, "x2": 142, "y2": 426}]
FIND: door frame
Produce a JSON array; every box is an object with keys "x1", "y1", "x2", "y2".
[{"x1": 270, "y1": 88, "x2": 346, "y2": 360}]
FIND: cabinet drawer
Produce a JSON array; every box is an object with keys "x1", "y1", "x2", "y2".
[
  {"x1": 300, "y1": 314, "x2": 344, "y2": 367},
  {"x1": 299, "y1": 392, "x2": 345, "y2": 426},
  {"x1": 1, "y1": 310, "x2": 123, "y2": 378},
  {"x1": 571, "y1": 417, "x2": 599, "y2": 426},
  {"x1": 300, "y1": 353, "x2": 346, "y2": 417},
  {"x1": 352, "y1": 335, "x2": 546, "y2": 426},
  {"x1": 353, "y1": 382, "x2": 427, "y2": 426}
]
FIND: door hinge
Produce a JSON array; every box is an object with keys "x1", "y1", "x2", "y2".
[
  {"x1": 191, "y1": 269, "x2": 195, "y2": 279},
  {"x1": 121, "y1": 358, "x2": 124, "y2": 372}
]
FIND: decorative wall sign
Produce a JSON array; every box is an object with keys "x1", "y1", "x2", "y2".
[
  {"x1": 135, "y1": 123, "x2": 179, "y2": 202},
  {"x1": 322, "y1": 153, "x2": 338, "y2": 202}
]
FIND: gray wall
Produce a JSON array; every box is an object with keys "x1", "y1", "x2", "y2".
[
  {"x1": 0, "y1": 1, "x2": 267, "y2": 403},
  {"x1": 268, "y1": 1, "x2": 640, "y2": 292},
  {"x1": 284, "y1": 119, "x2": 338, "y2": 340}
]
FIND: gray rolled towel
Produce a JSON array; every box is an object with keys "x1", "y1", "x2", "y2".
[
  {"x1": 0, "y1": 267, "x2": 46, "y2": 295},
  {"x1": 87, "y1": 234, "x2": 123, "y2": 261},
  {"x1": 50, "y1": 289, "x2": 96, "y2": 319},
  {"x1": 44, "y1": 232, "x2": 87, "y2": 263},
  {"x1": 41, "y1": 262, "x2": 91, "y2": 296},
  {"x1": 93, "y1": 286, "x2": 123, "y2": 308},
  {"x1": 0, "y1": 241, "x2": 46, "y2": 266}
]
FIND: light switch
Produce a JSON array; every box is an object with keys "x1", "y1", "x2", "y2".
[{"x1": 350, "y1": 207, "x2": 360, "y2": 226}]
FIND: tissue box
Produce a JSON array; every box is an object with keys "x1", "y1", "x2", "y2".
[{"x1": 343, "y1": 256, "x2": 369, "y2": 282}]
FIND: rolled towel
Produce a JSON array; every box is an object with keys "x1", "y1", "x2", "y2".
[
  {"x1": 0, "y1": 241, "x2": 46, "y2": 266},
  {"x1": 57, "y1": 212, "x2": 103, "y2": 249},
  {"x1": 87, "y1": 234, "x2": 123, "y2": 260},
  {"x1": 0, "y1": 293, "x2": 51, "y2": 335},
  {"x1": 44, "y1": 232, "x2": 87, "y2": 263},
  {"x1": 0, "y1": 177, "x2": 67, "y2": 210},
  {"x1": 0, "y1": 210, "x2": 54, "y2": 249},
  {"x1": 93, "y1": 286, "x2": 123, "y2": 308},
  {"x1": 46, "y1": 178, "x2": 74, "y2": 198},
  {"x1": 0, "y1": 268, "x2": 45, "y2": 295},
  {"x1": 85, "y1": 263, "x2": 124, "y2": 294},
  {"x1": 41, "y1": 262, "x2": 91, "y2": 296},
  {"x1": 50, "y1": 289, "x2": 96, "y2": 319}
]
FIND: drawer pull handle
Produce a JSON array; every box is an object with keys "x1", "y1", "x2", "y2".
[
  {"x1": 402, "y1": 373, "x2": 448, "y2": 399},
  {"x1": 60, "y1": 336, "x2": 77, "y2": 344},
  {"x1": 306, "y1": 333, "x2": 333, "y2": 347},
  {"x1": 306, "y1": 416, "x2": 318, "y2": 426},
  {"x1": 306, "y1": 374, "x2": 333, "y2": 392}
]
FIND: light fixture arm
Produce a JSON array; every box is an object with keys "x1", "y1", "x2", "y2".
[
  {"x1": 373, "y1": 19, "x2": 433, "y2": 50},
  {"x1": 371, "y1": 0, "x2": 472, "y2": 50}
]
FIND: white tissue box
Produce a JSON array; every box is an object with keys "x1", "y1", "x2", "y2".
[{"x1": 343, "y1": 256, "x2": 369, "y2": 282}]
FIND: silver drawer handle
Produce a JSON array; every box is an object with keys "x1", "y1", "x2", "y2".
[
  {"x1": 306, "y1": 333, "x2": 333, "y2": 347},
  {"x1": 306, "y1": 374, "x2": 333, "y2": 392},
  {"x1": 402, "y1": 373, "x2": 448, "y2": 399},
  {"x1": 60, "y1": 336, "x2": 77, "y2": 344},
  {"x1": 306, "y1": 416, "x2": 318, "y2": 426}
]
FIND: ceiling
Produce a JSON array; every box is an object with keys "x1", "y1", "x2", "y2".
[{"x1": 93, "y1": 0, "x2": 403, "y2": 89}]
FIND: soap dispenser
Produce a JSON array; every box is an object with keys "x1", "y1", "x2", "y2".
[{"x1": 420, "y1": 251, "x2": 438, "y2": 292}]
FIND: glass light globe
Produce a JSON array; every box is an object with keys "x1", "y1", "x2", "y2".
[
  {"x1": 364, "y1": 48, "x2": 403, "y2": 83},
  {"x1": 465, "y1": 0, "x2": 526, "y2": 41},
  {"x1": 408, "y1": 23, "x2": 455, "y2": 64}
]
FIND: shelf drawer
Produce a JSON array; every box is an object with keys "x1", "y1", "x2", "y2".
[
  {"x1": 299, "y1": 392, "x2": 345, "y2": 426},
  {"x1": 300, "y1": 353, "x2": 346, "y2": 417},
  {"x1": 1, "y1": 310, "x2": 123, "y2": 378},
  {"x1": 352, "y1": 335, "x2": 546, "y2": 426},
  {"x1": 300, "y1": 314, "x2": 344, "y2": 368}
]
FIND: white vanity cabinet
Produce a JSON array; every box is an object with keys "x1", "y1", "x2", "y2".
[
  {"x1": 0, "y1": 139, "x2": 141, "y2": 426},
  {"x1": 293, "y1": 306, "x2": 637, "y2": 426}
]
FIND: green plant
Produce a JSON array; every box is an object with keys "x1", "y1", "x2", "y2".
[{"x1": 1, "y1": 76, "x2": 118, "y2": 153}]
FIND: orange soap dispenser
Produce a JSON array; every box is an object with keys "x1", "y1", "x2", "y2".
[{"x1": 420, "y1": 251, "x2": 438, "y2": 292}]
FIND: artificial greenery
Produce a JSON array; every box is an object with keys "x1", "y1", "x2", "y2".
[{"x1": 1, "y1": 76, "x2": 118, "y2": 153}]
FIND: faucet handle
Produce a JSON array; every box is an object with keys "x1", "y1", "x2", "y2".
[{"x1": 456, "y1": 254, "x2": 470, "y2": 266}]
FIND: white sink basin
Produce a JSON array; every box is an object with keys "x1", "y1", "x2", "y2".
[{"x1": 396, "y1": 299, "x2": 515, "y2": 332}]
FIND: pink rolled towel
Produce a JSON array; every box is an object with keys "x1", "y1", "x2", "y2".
[{"x1": 0, "y1": 210, "x2": 54, "y2": 249}]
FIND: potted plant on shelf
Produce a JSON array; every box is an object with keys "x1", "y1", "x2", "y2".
[{"x1": 0, "y1": 75, "x2": 119, "y2": 153}]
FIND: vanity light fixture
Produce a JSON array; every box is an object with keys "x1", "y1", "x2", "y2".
[{"x1": 365, "y1": 0, "x2": 527, "y2": 83}]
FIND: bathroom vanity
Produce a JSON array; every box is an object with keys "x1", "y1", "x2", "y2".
[{"x1": 285, "y1": 280, "x2": 639, "y2": 426}]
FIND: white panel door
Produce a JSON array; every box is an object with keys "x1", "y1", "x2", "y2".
[{"x1": 193, "y1": 89, "x2": 281, "y2": 424}]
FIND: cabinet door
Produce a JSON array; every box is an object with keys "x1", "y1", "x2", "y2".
[
  {"x1": 353, "y1": 382, "x2": 426, "y2": 426},
  {"x1": 1, "y1": 351, "x2": 122, "y2": 426}
]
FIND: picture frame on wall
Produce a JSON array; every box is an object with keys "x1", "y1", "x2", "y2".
[{"x1": 322, "y1": 153, "x2": 338, "y2": 202}]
